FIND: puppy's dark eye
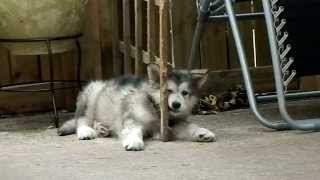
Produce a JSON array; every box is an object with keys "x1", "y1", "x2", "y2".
[
  {"x1": 167, "y1": 89, "x2": 173, "y2": 94},
  {"x1": 181, "y1": 90, "x2": 189, "y2": 96}
]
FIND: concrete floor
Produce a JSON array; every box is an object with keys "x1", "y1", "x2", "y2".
[{"x1": 1, "y1": 100, "x2": 320, "y2": 180}]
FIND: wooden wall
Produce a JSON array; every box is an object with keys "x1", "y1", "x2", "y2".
[
  {"x1": 113, "y1": 0, "x2": 295, "y2": 93},
  {"x1": 0, "y1": 0, "x2": 315, "y2": 114},
  {"x1": 0, "y1": 0, "x2": 112, "y2": 114}
]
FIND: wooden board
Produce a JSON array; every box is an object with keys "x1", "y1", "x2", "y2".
[
  {"x1": 147, "y1": 0, "x2": 157, "y2": 63},
  {"x1": 203, "y1": 66, "x2": 299, "y2": 94},
  {"x1": 101, "y1": 0, "x2": 116, "y2": 78},
  {"x1": 111, "y1": 0, "x2": 122, "y2": 76},
  {"x1": 159, "y1": 0, "x2": 169, "y2": 142},
  {"x1": 171, "y1": 0, "x2": 197, "y2": 68},
  {"x1": 0, "y1": 46, "x2": 11, "y2": 85},
  {"x1": 61, "y1": 51, "x2": 77, "y2": 111},
  {"x1": 39, "y1": 54, "x2": 66, "y2": 109},
  {"x1": 82, "y1": 0, "x2": 103, "y2": 80},
  {"x1": 134, "y1": 0, "x2": 145, "y2": 76},
  {"x1": 123, "y1": 0, "x2": 133, "y2": 74},
  {"x1": 0, "y1": 54, "x2": 60, "y2": 114},
  {"x1": 10, "y1": 55, "x2": 39, "y2": 83},
  {"x1": 201, "y1": 22, "x2": 228, "y2": 70}
]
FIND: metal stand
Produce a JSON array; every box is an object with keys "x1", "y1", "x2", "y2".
[
  {"x1": 189, "y1": 0, "x2": 320, "y2": 131},
  {"x1": 0, "y1": 34, "x2": 83, "y2": 128}
]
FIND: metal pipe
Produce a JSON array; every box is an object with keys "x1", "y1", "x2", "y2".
[
  {"x1": 262, "y1": 0, "x2": 320, "y2": 130},
  {"x1": 256, "y1": 91, "x2": 320, "y2": 103},
  {"x1": 0, "y1": 34, "x2": 82, "y2": 42},
  {"x1": 224, "y1": 0, "x2": 291, "y2": 130},
  {"x1": 46, "y1": 40, "x2": 59, "y2": 128},
  {"x1": 0, "y1": 80, "x2": 87, "y2": 91},
  {"x1": 208, "y1": 12, "x2": 264, "y2": 22},
  {"x1": 188, "y1": 0, "x2": 212, "y2": 69}
]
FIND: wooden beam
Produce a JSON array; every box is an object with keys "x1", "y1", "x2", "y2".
[
  {"x1": 159, "y1": 0, "x2": 170, "y2": 142},
  {"x1": 83, "y1": 0, "x2": 103, "y2": 79},
  {"x1": 119, "y1": 41, "x2": 160, "y2": 64},
  {"x1": 123, "y1": 0, "x2": 132, "y2": 74},
  {"x1": 144, "y1": 0, "x2": 161, "y2": 6},
  {"x1": 202, "y1": 66, "x2": 298, "y2": 94},
  {"x1": 61, "y1": 51, "x2": 77, "y2": 111},
  {"x1": 147, "y1": 0, "x2": 157, "y2": 64},
  {"x1": 135, "y1": 0, "x2": 144, "y2": 76},
  {"x1": 0, "y1": 46, "x2": 10, "y2": 85},
  {"x1": 111, "y1": 0, "x2": 122, "y2": 76}
]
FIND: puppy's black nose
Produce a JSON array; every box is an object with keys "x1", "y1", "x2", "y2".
[{"x1": 172, "y1": 102, "x2": 181, "y2": 109}]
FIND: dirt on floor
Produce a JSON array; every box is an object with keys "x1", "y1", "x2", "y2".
[{"x1": 1, "y1": 100, "x2": 320, "y2": 180}]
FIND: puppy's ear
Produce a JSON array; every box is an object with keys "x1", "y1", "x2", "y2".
[
  {"x1": 191, "y1": 69, "x2": 209, "y2": 89},
  {"x1": 147, "y1": 63, "x2": 160, "y2": 82}
]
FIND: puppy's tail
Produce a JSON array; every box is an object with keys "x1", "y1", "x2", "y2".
[{"x1": 57, "y1": 118, "x2": 76, "y2": 136}]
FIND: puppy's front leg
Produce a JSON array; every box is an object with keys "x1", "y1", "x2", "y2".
[
  {"x1": 172, "y1": 121, "x2": 216, "y2": 142},
  {"x1": 120, "y1": 121, "x2": 144, "y2": 151},
  {"x1": 77, "y1": 117, "x2": 97, "y2": 140}
]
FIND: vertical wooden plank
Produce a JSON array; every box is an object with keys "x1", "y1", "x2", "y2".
[
  {"x1": 40, "y1": 55, "x2": 63, "y2": 81},
  {"x1": 159, "y1": 0, "x2": 169, "y2": 142},
  {"x1": 100, "y1": 0, "x2": 115, "y2": 79},
  {"x1": 10, "y1": 55, "x2": 40, "y2": 83},
  {"x1": 0, "y1": 46, "x2": 11, "y2": 85},
  {"x1": 112, "y1": 0, "x2": 122, "y2": 76},
  {"x1": 135, "y1": 0, "x2": 145, "y2": 76},
  {"x1": 0, "y1": 54, "x2": 52, "y2": 113},
  {"x1": 253, "y1": 1, "x2": 271, "y2": 66},
  {"x1": 171, "y1": 0, "x2": 197, "y2": 68},
  {"x1": 123, "y1": 0, "x2": 132, "y2": 74},
  {"x1": 299, "y1": 76, "x2": 319, "y2": 91},
  {"x1": 61, "y1": 51, "x2": 77, "y2": 111},
  {"x1": 200, "y1": 23, "x2": 228, "y2": 70},
  {"x1": 82, "y1": 0, "x2": 103, "y2": 79},
  {"x1": 148, "y1": 0, "x2": 157, "y2": 63},
  {"x1": 40, "y1": 54, "x2": 65, "y2": 109}
]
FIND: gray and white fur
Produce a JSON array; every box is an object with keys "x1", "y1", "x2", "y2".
[{"x1": 58, "y1": 64, "x2": 216, "y2": 151}]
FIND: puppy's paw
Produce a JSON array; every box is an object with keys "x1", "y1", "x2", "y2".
[
  {"x1": 77, "y1": 126, "x2": 97, "y2": 140},
  {"x1": 193, "y1": 128, "x2": 216, "y2": 142},
  {"x1": 122, "y1": 136, "x2": 144, "y2": 151},
  {"x1": 95, "y1": 123, "x2": 110, "y2": 138}
]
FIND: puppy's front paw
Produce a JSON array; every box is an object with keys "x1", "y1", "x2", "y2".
[
  {"x1": 77, "y1": 126, "x2": 97, "y2": 140},
  {"x1": 193, "y1": 128, "x2": 216, "y2": 142},
  {"x1": 122, "y1": 136, "x2": 144, "y2": 151}
]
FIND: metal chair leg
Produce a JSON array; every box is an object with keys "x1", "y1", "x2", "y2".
[
  {"x1": 192, "y1": 0, "x2": 320, "y2": 131},
  {"x1": 224, "y1": 0, "x2": 291, "y2": 130},
  {"x1": 261, "y1": 0, "x2": 320, "y2": 130},
  {"x1": 188, "y1": 0, "x2": 213, "y2": 70},
  {"x1": 45, "y1": 40, "x2": 59, "y2": 128}
]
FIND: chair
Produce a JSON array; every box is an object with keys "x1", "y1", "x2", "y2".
[{"x1": 189, "y1": 0, "x2": 320, "y2": 130}]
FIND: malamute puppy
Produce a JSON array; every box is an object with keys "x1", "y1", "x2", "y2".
[{"x1": 58, "y1": 64, "x2": 216, "y2": 151}]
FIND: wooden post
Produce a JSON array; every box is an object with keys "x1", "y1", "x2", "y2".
[
  {"x1": 0, "y1": 47, "x2": 10, "y2": 85},
  {"x1": 135, "y1": 0, "x2": 144, "y2": 76},
  {"x1": 85, "y1": 0, "x2": 103, "y2": 79},
  {"x1": 147, "y1": 0, "x2": 157, "y2": 63},
  {"x1": 159, "y1": 0, "x2": 169, "y2": 142},
  {"x1": 112, "y1": 0, "x2": 122, "y2": 76},
  {"x1": 123, "y1": 0, "x2": 132, "y2": 74}
]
